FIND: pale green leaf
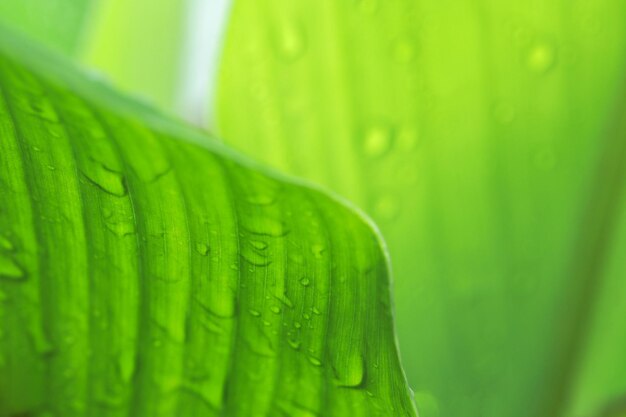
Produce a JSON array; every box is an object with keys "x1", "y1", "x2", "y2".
[
  {"x1": 0, "y1": 0, "x2": 94, "y2": 54},
  {"x1": 216, "y1": 1, "x2": 626, "y2": 416}
]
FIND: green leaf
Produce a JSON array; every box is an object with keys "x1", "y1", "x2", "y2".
[
  {"x1": 216, "y1": 1, "x2": 626, "y2": 416},
  {"x1": 81, "y1": 0, "x2": 190, "y2": 113},
  {"x1": 0, "y1": 27, "x2": 416, "y2": 417},
  {"x1": 0, "y1": 0, "x2": 94, "y2": 55}
]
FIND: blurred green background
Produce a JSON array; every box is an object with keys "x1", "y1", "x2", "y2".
[{"x1": 2, "y1": 0, "x2": 625, "y2": 416}]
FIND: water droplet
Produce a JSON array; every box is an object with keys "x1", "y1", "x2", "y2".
[
  {"x1": 0, "y1": 255, "x2": 25, "y2": 280},
  {"x1": 526, "y1": 41, "x2": 557, "y2": 74},
  {"x1": 29, "y1": 326, "x2": 54, "y2": 355},
  {"x1": 21, "y1": 98, "x2": 59, "y2": 122},
  {"x1": 393, "y1": 39, "x2": 416, "y2": 63},
  {"x1": 0, "y1": 236, "x2": 14, "y2": 251},
  {"x1": 294, "y1": 322, "x2": 302, "y2": 329},
  {"x1": 308, "y1": 356, "x2": 322, "y2": 367},
  {"x1": 195, "y1": 243, "x2": 210, "y2": 256},
  {"x1": 333, "y1": 354, "x2": 365, "y2": 387},
  {"x1": 278, "y1": 26, "x2": 306, "y2": 61},
  {"x1": 374, "y1": 195, "x2": 399, "y2": 220},
  {"x1": 83, "y1": 166, "x2": 127, "y2": 197},
  {"x1": 312, "y1": 307, "x2": 321, "y2": 315},
  {"x1": 493, "y1": 102, "x2": 516, "y2": 124},
  {"x1": 270, "y1": 306, "x2": 281, "y2": 314},
  {"x1": 288, "y1": 338, "x2": 301, "y2": 350},
  {"x1": 250, "y1": 240, "x2": 268, "y2": 250},
  {"x1": 249, "y1": 309, "x2": 261, "y2": 317},
  {"x1": 275, "y1": 292, "x2": 294, "y2": 309},
  {"x1": 311, "y1": 243, "x2": 325, "y2": 259},
  {"x1": 300, "y1": 277, "x2": 311, "y2": 287},
  {"x1": 104, "y1": 220, "x2": 136, "y2": 238},
  {"x1": 242, "y1": 248, "x2": 271, "y2": 267},
  {"x1": 246, "y1": 194, "x2": 275, "y2": 205},
  {"x1": 246, "y1": 217, "x2": 287, "y2": 237},
  {"x1": 362, "y1": 125, "x2": 392, "y2": 158}
]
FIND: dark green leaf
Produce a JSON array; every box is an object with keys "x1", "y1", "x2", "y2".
[{"x1": 0, "y1": 27, "x2": 416, "y2": 417}]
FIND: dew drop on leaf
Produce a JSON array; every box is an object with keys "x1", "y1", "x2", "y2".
[
  {"x1": 526, "y1": 41, "x2": 557, "y2": 74},
  {"x1": 0, "y1": 255, "x2": 25, "y2": 280},
  {"x1": 246, "y1": 194, "x2": 275, "y2": 205},
  {"x1": 288, "y1": 338, "x2": 301, "y2": 350},
  {"x1": 333, "y1": 354, "x2": 365, "y2": 387},
  {"x1": 0, "y1": 235, "x2": 14, "y2": 251},
  {"x1": 300, "y1": 277, "x2": 311, "y2": 287},
  {"x1": 29, "y1": 325, "x2": 54, "y2": 355},
  {"x1": 83, "y1": 164, "x2": 127, "y2": 197},
  {"x1": 275, "y1": 291, "x2": 294, "y2": 308},
  {"x1": 310, "y1": 243, "x2": 325, "y2": 258},
  {"x1": 277, "y1": 25, "x2": 306, "y2": 61},
  {"x1": 104, "y1": 219, "x2": 136, "y2": 238},
  {"x1": 248, "y1": 309, "x2": 261, "y2": 317},
  {"x1": 362, "y1": 125, "x2": 392, "y2": 158},
  {"x1": 271, "y1": 306, "x2": 281, "y2": 314},
  {"x1": 308, "y1": 356, "x2": 322, "y2": 367},
  {"x1": 195, "y1": 242, "x2": 210, "y2": 256},
  {"x1": 250, "y1": 239, "x2": 268, "y2": 250}
]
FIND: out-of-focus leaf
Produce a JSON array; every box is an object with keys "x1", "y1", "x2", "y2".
[
  {"x1": 216, "y1": 1, "x2": 626, "y2": 416},
  {"x1": 0, "y1": 0, "x2": 94, "y2": 54},
  {"x1": 81, "y1": 0, "x2": 188, "y2": 111},
  {"x1": 0, "y1": 27, "x2": 416, "y2": 417}
]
